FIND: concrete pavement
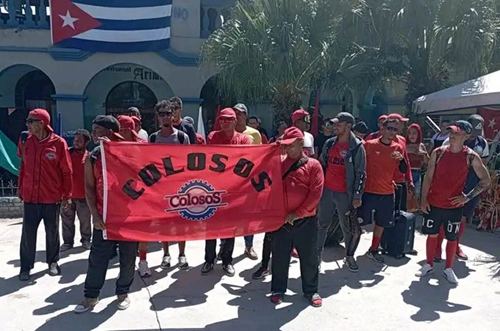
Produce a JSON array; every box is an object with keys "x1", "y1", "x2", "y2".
[{"x1": 0, "y1": 217, "x2": 499, "y2": 331}]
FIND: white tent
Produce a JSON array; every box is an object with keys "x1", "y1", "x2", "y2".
[{"x1": 413, "y1": 70, "x2": 500, "y2": 115}]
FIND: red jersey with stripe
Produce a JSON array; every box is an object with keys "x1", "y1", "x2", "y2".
[
  {"x1": 427, "y1": 147, "x2": 470, "y2": 209},
  {"x1": 364, "y1": 138, "x2": 404, "y2": 195},
  {"x1": 324, "y1": 142, "x2": 349, "y2": 192}
]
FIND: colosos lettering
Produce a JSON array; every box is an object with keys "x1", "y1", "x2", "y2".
[
  {"x1": 122, "y1": 152, "x2": 272, "y2": 200},
  {"x1": 170, "y1": 192, "x2": 222, "y2": 208}
]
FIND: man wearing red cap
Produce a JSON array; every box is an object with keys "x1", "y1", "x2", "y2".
[
  {"x1": 292, "y1": 109, "x2": 315, "y2": 157},
  {"x1": 365, "y1": 115, "x2": 387, "y2": 140},
  {"x1": 201, "y1": 108, "x2": 252, "y2": 277},
  {"x1": 75, "y1": 115, "x2": 138, "y2": 313},
  {"x1": 17, "y1": 109, "x2": 73, "y2": 281},
  {"x1": 117, "y1": 115, "x2": 146, "y2": 142},
  {"x1": 128, "y1": 107, "x2": 149, "y2": 141},
  {"x1": 270, "y1": 126, "x2": 324, "y2": 307},
  {"x1": 60, "y1": 129, "x2": 92, "y2": 252},
  {"x1": 137, "y1": 103, "x2": 190, "y2": 278},
  {"x1": 417, "y1": 121, "x2": 490, "y2": 284}
]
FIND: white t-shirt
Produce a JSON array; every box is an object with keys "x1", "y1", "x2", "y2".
[
  {"x1": 303, "y1": 131, "x2": 315, "y2": 156},
  {"x1": 138, "y1": 129, "x2": 149, "y2": 141},
  {"x1": 430, "y1": 132, "x2": 450, "y2": 147}
]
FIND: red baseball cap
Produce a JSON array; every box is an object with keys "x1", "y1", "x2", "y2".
[
  {"x1": 28, "y1": 108, "x2": 53, "y2": 132},
  {"x1": 378, "y1": 115, "x2": 388, "y2": 122},
  {"x1": 388, "y1": 113, "x2": 409, "y2": 122},
  {"x1": 279, "y1": 127, "x2": 304, "y2": 145},
  {"x1": 130, "y1": 116, "x2": 141, "y2": 128},
  {"x1": 292, "y1": 109, "x2": 310, "y2": 124},
  {"x1": 117, "y1": 116, "x2": 140, "y2": 140},
  {"x1": 217, "y1": 108, "x2": 236, "y2": 120}
]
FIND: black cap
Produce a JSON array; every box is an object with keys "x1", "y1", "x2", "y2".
[
  {"x1": 331, "y1": 112, "x2": 355, "y2": 125},
  {"x1": 447, "y1": 120, "x2": 473, "y2": 135},
  {"x1": 467, "y1": 114, "x2": 484, "y2": 136},
  {"x1": 93, "y1": 115, "x2": 121, "y2": 133},
  {"x1": 353, "y1": 121, "x2": 369, "y2": 134}
]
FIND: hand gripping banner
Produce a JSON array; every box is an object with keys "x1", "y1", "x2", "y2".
[{"x1": 101, "y1": 142, "x2": 285, "y2": 241}]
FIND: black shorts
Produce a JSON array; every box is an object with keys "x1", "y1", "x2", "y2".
[
  {"x1": 463, "y1": 196, "x2": 480, "y2": 219},
  {"x1": 358, "y1": 193, "x2": 395, "y2": 228},
  {"x1": 422, "y1": 205, "x2": 463, "y2": 241}
]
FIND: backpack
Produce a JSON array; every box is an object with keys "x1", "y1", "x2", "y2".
[
  {"x1": 282, "y1": 157, "x2": 309, "y2": 179},
  {"x1": 149, "y1": 130, "x2": 185, "y2": 144}
]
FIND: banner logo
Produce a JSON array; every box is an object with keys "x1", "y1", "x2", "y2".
[{"x1": 164, "y1": 180, "x2": 228, "y2": 221}]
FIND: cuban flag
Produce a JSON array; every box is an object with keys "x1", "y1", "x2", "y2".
[{"x1": 50, "y1": 0, "x2": 172, "y2": 53}]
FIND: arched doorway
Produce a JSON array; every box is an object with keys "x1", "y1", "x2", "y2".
[
  {"x1": 105, "y1": 81, "x2": 157, "y2": 133},
  {"x1": 200, "y1": 75, "x2": 234, "y2": 132},
  {"x1": 83, "y1": 63, "x2": 174, "y2": 133},
  {"x1": 15, "y1": 70, "x2": 56, "y2": 111}
]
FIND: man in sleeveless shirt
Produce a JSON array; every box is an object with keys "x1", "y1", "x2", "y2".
[
  {"x1": 417, "y1": 120, "x2": 490, "y2": 284},
  {"x1": 74, "y1": 115, "x2": 138, "y2": 313}
]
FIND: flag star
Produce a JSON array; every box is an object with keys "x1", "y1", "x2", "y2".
[
  {"x1": 59, "y1": 10, "x2": 78, "y2": 29},
  {"x1": 489, "y1": 118, "x2": 496, "y2": 129}
]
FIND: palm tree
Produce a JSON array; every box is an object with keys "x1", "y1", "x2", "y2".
[{"x1": 200, "y1": 0, "x2": 374, "y2": 124}]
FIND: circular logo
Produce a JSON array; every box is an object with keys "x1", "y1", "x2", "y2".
[
  {"x1": 164, "y1": 180, "x2": 228, "y2": 221},
  {"x1": 340, "y1": 150, "x2": 348, "y2": 158}
]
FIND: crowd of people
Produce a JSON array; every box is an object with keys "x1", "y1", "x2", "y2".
[{"x1": 15, "y1": 97, "x2": 491, "y2": 314}]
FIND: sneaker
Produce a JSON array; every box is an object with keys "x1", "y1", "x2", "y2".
[
  {"x1": 270, "y1": 293, "x2": 283, "y2": 304},
  {"x1": 74, "y1": 297, "x2": 99, "y2": 314},
  {"x1": 117, "y1": 294, "x2": 131, "y2": 310},
  {"x1": 82, "y1": 241, "x2": 92, "y2": 250},
  {"x1": 201, "y1": 262, "x2": 214, "y2": 275},
  {"x1": 138, "y1": 260, "x2": 152, "y2": 277},
  {"x1": 366, "y1": 249, "x2": 384, "y2": 263},
  {"x1": 344, "y1": 256, "x2": 359, "y2": 273},
  {"x1": 415, "y1": 263, "x2": 434, "y2": 277},
  {"x1": 252, "y1": 266, "x2": 270, "y2": 280},
  {"x1": 18, "y1": 271, "x2": 30, "y2": 281},
  {"x1": 456, "y1": 247, "x2": 468, "y2": 261},
  {"x1": 306, "y1": 293, "x2": 322, "y2": 308},
  {"x1": 160, "y1": 255, "x2": 171, "y2": 269},
  {"x1": 223, "y1": 264, "x2": 235, "y2": 276},
  {"x1": 60, "y1": 243, "x2": 73, "y2": 252},
  {"x1": 178, "y1": 255, "x2": 189, "y2": 270},
  {"x1": 245, "y1": 246, "x2": 258, "y2": 260},
  {"x1": 48, "y1": 263, "x2": 61, "y2": 276},
  {"x1": 291, "y1": 248, "x2": 299, "y2": 258},
  {"x1": 443, "y1": 268, "x2": 459, "y2": 284}
]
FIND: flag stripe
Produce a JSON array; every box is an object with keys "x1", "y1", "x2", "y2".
[
  {"x1": 75, "y1": 27, "x2": 170, "y2": 43},
  {"x1": 96, "y1": 17, "x2": 170, "y2": 31},
  {"x1": 74, "y1": 3, "x2": 172, "y2": 20},
  {"x1": 57, "y1": 38, "x2": 170, "y2": 53},
  {"x1": 74, "y1": 0, "x2": 172, "y2": 8}
]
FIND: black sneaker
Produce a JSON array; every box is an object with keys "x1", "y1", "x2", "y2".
[
  {"x1": 344, "y1": 256, "x2": 359, "y2": 273},
  {"x1": 252, "y1": 266, "x2": 270, "y2": 279},
  {"x1": 19, "y1": 271, "x2": 30, "y2": 281},
  {"x1": 222, "y1": 264, "x2": 235, "y2": 276},
  {"x1": 366, "y1": 249, "x2": 384, "y2": 263},
  {"x1": 201, "y1": 262, "x2": 214, "y2": 275}
]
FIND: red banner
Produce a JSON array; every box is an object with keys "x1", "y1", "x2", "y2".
[
  {"x1": 478, "y1": 107, "x2": 500, "y2": 139},
  {"x1": 101, "y1": 142, "x2": 285, "y2": 241}
]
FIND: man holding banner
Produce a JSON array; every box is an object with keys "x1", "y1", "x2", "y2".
[{"x1": 74, "y1": 115, "x2": 137, "y2": 314}]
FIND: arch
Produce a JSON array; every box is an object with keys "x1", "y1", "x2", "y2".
[
  {"x1": 199, "y1": 75, "x2": 235, "y2": 131},
  {"x1": 83, "y1": 63, "x2": 174, "y2": 132}
]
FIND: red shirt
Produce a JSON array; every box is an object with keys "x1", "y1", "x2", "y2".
[
  {"x1": 364, "y1": 138, "x2": 404, "y2": 195},
  {"x1": 282, "y1": 155, "x2": 324, "y2": 218},
  {"x1": 18, "y1": 133, "x2": 73, "y2": 203},
  {"x1": 428, "y1": 147, "x2": 469, "y2": 209},
  {"x1": 195, "y1": 133, "x2": 206, "y2": 144},
  {"x1": 365, "y1": 131, "x2": 381, "y2": 141},
  {"x1": 207, "y1": 130, "x2": 252, "y2": 145},
  {"x1": 69, "y1": 148, "x2": 88, "y2": 199},
  {"x1": 324, "y1": 142, "x2": 349, "y2": 192},
  {"x1": 392, "y1": 135, "x2": 413, "y2": 185}
]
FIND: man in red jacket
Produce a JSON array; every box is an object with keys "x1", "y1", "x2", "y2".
[
  {"x1": 18, "y1": 108, "x2": 73, "y2": 281},
  {"x1": 60, "y1": 129, "x2": 92, "y2": 252},
  {"x1": 270, "y1": 127, "x2": 324, "y2": 308}
]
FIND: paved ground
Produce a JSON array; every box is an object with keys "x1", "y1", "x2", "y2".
[{"x1": 0, "y1": 218, "x2": 499, "y2": 331}]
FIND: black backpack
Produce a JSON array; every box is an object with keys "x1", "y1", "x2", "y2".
[{"x1": 149, "y1": 130, "x2": 185, "y2": 144}]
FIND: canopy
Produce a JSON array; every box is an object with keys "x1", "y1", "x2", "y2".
[{"x1": 413, "y1": 70, "x2": 500, "y2": 115}]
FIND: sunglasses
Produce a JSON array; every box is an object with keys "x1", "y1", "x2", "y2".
[
  {"x1": 386, "y1": 126, "x2": 398, "y2": 132},
  {"x1": 219, "y1": 118, "x2": 234, "y2": 124},
  {"x1": 26, "y1": 118, "x2": 41, "y2": 124},
  {"x1": 157, "y1": 112, "x2": 173, "y2": 117},
  {"x1": 300, "y1": 115, "x2": 311, "y2": 123}
]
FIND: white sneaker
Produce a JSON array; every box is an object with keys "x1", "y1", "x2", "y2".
[
  {"x1": 160, "y1": 255, "x2": 171, "y2": 269},
  {"x1": 443, "y1": 268, "x2": 459, "y2": 284},
  {"x1": 138, "y1": 260, "x2": 152, "y2": 277},
  {"x1": 117, "y1": 294, "x2": 131, "y2": 310},
  {"x1": 415, "y1": 263, "x2": 434, "y2": 277},
  {"x1": 178, "y1": 255, "x2": 189, "y2": 270}
]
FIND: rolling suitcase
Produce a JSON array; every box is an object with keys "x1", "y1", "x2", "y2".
[{"x1": 381, "y1": 185, "x2": 416, "y2": 259}]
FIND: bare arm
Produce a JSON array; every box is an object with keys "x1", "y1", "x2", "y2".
[
  {"x1": 84, "y1": 155, "x2": 104, "y2": 229},
  {"x1": 465, "y1": 153, "x2": 491, "y2": 202}
]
